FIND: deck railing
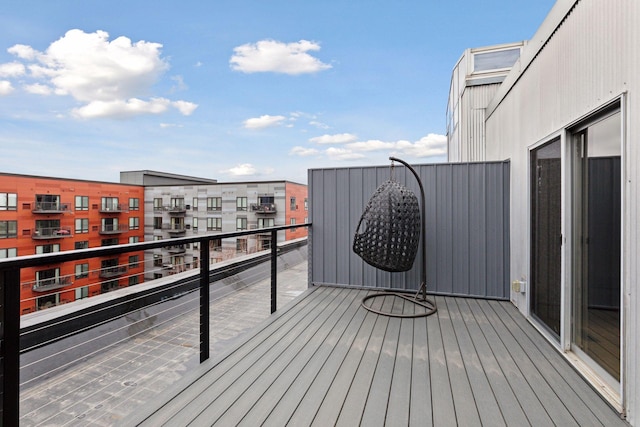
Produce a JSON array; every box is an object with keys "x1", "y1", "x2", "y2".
[{"x1": 0, "y1": 223, "x2": 310, "y2": 425}]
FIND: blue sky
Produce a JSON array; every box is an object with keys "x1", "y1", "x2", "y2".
[{"x1": 0, "y1": 0, "x2": 555, "y2": 184}]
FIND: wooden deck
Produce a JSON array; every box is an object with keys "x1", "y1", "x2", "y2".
[{"x1": 127, "y1": 286, "x2": 627, "y2": 426}]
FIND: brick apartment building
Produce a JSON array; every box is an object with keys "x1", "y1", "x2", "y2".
[
  {"x1": 2, "y1": 170, "x2": 309, "y2": 312},
  {"x1": 120, "y1": 171, "x2": 308, "y2": 279},
  {"x1": 0, "y1": 173, "x2": 146, "y2": 314}
]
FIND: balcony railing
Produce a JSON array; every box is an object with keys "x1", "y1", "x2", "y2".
[
  {"x1": 166, "y1": 205, "x2": 187, "y2": 214},
  {"x1": 250, "y1": 203, "x2": 277, "y2": 214},
  {"x1": 99, "y1": 224, "x2": 129, "y2": 234},
  {"x1": 31, "y1": 227, "x2": 73, "y2": 239},
  {"x1": 31, "y1": 201, "x2": 72, "y2": 213},
  {"x1": 99, "y1": 203, "x2": 129, "y2": 213},
  {"x1": 98, "y1": 265, "x2": 128, "y2": 278},
  {"x1": 162, "y1": 223, "x2": 186, "y2": 235},
  {"x1": 24, "y1": 276, "x2": 73, "y2": 292},
  {"x1": 0, "y1": 223, "x2": 310, "y2": 426}
]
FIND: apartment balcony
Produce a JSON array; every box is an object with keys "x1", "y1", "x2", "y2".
[
  {"x1": 99, "y1": 203, "x2": 129, "y2": 213},
  {"x1": 0, "y1": 163, "x2": 629, "y2": 426},
  {"x1": 250, "y1": 202, "x2": 277, "y2": 214},
  {"x1": 163, "y1": 223, "x2": 186, "y2": 235},
  {"x1": 27, "y1": 276, "x2": 72, "y2": 293},
  {"x1": 166, "y1": 205, "x2": 187, "y2": 214},
  {"x1": 31, "y1": 226, "x2": 72, "y2": 239},
  {"x1": 31, "y1": 201, "x2": 72, "y2": 214},
  {"x1": 98, "y1": 265, "x2": 128, "y2": 279},
  {"x1": 99, "y1": 224, "x2": 129, "y2": 234},
  {"x1": 167, "y1": 245, "x2": 186, "y2": 254}
]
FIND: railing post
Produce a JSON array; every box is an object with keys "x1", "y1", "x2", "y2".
[
  {"x1": 1, "y1": 267, "x2": 20, "y2": 426},
  {"x1": 199, "y1": 243, "x2": 210, "y2": 363},
  {"x1": 270, "y1": 229, "x2": 277, "y2": 314}
]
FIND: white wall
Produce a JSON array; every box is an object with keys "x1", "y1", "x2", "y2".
[{"x1": 484, "y1": 0, "x2": 639, "y2": 423}]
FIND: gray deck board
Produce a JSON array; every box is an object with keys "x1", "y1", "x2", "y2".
[{"x1": 129, "y1": 286, "x2": 628, "y2": 427}]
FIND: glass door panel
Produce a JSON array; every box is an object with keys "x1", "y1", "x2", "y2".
[
  {"x1": 530, "y1": 139, "x2": 562, "y2": 337},
  {"x1": 573, "y1": 111, "x2": 621, "y2": 381}
]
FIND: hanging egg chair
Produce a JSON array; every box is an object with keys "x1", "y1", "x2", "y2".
[{"x1": 353, "y1": 157, "x2": 437, "y2": 318}]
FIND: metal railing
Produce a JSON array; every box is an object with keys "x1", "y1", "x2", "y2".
[{"x1": 0, "y1": 223, "x2": 310, "y2": 425}]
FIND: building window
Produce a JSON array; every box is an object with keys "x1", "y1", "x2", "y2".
[
  {"x1": 37, "y1": 294, "x2": 59, "y2": 310},
  {"x1": 193, "y1": 217, "x2": 198, "y2": 231},
  {"x1": 290, "y1": 218, "x2": 297, "y2": 225},
  {"x1": 207, "y1": 197, "x2": 222, "y2": 211},
  {"x1": 0, "y1": 248, "x2": 17, "y2": 258},
  {"x1": 35, "y1": 194, "x2": 61, "y2": 211},
  {"x1": 304, "y1": 198, "x2": 308, "y2": 211},
  {"x1": 154, "y1": 217, "x2": 162, "y2": 230},
  {"x1": 129, "y1": 255, "x2": 139, "y2": 268},
  {"x1": 290, "y1": 197, "x2": 296, "y2": 211},
  {"x1": 153, "y1": 255, "x2": 163, "y2": 267},
  {"x1": 102, "y1": 197, "x2": 119, "y2": 211},
  {"x1": 75, "y1": 263, "x2": 89, "y2": 279},
  {"x1": 154, "y1": 235, "x2": 163, "y2": 241},
  {"x1": 129, "y1": 236, "x2": 139, "y2": 243},
  {"x1": 210, "y1": 239, "x2": 221, "y2": 251},
  {"x1": 75, "y1": 218, "x2": 89, "y2": 233},
  {"x1": 101, "y1": 238, "x2": 119, "y2": 246},
  {"x1": 129, "y1": 275, "x2": 139, "y2": 286},
  {"x1": 304, "y1": 217, "x2": 308, "y2": 223},
  {"x1": 153, "y1": 198, "x2": 163, "y2": 211},
  {"x1": 0, "y1": 193, "x2": 17, "y2": 211},
  {"x1": 236, "y1": 238, "x2": 247, "y2": 253},
  {"x1": 258, "y1": 218, "x2": 274, "y2": 228},
  {"x1": 75, "y1": 286, "x2": 89, "y2": 300},
  {"x1": 207, "y1": 217, "x2": 222, "y2": 231},
  {"x1": 473, "y1": 47, "x2": 521, "y2": 72},
  {"x1": 236, "y1": 217, "x2": 247, "y2": 230},
  {"x1": 75, "y1": 241, "x2": 89, "y2": 250},
  {"x1": 76, "y1": 196, "x2": 89, "y2": 211},
  {"x1": 129, "y1": 198, "x2": 140, "y2": 210},
  {"x1": 36, "y1": 244, "x2": 60, "y2": 254},
  {"x1": 171, "y1": 198, "x2": 184, "y2": 209},
  {"x1": 129, "y1": 217, "x2": 140, "y2": 230},
  {"x1": 192, "y1": 197, "x2": 199, "y2": 211},
  {"x1": 236, "y1": 197, "x2": 247, "y2": 211},
  {"x1": 1, "y1": 220, "x2": 18, "y2": 238}
]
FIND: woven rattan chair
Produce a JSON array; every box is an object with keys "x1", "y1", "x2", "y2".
[{"x1": 353, "y1": 157, "x2": 436, "y2": 318}]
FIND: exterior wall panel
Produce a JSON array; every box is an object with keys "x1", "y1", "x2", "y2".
[
  {"x1": 483, "y1": 0, "x2": 638, "y2": 421},
  {"x1": 309, "y1": 161, "x2": 510, "y2": 299}
]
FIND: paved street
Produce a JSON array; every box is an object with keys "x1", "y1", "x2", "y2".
[{"x1": 19, "y1": 260, "x2": 309, "y2": 426}]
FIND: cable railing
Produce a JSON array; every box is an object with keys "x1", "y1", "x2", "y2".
[{"x1": 0, "y1": 223, "x2": 310, "y2": 426}]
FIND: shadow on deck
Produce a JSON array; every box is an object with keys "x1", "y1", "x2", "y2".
[{"x1": 127, "y1": 286, "x2": 627, "y2": 426}]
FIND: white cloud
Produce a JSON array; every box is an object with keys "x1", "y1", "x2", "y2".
[
  {"x1": 24, "y1": 83, "x2": 52, "y2": 95},
  {"x1": 309, "y1": 133, "x2": 357, "y2": 144},
  {"x1": 230, "y1": 39, "x2": 332, "y2": 75},
  {"x1": 172, "y1": 100, "x2": 198, "y2": 115},
  {"x1": 394, "y1": 134, "x2": 447, "y2": 157},
  {"x1": 290, "y1": 146, "x2": 320, "y2": 156},
  {"x1": 224, "y1": 163, "x2": 257, "y2": 176},
  {"x1": 6, "y1": 29, "x2": 197, "y2": 119},
  {"x1": 345, "y1": 139, "x2": 395, "y2": 152},
  {"x1": 0, "y1": 80, "x2": 14, "y2": 95},
  {"x1": 309, "y1": 120, "x2": 329, "y2": 129},
  {"x1": 72, "y1": 97, "x2": 172, "y2": 119},
  {"x1": 160, "y1": 123, "x2": 183, "y2": 128},
  {"x1": 243, "y1": 114, "x2": 286, "y2": 129},
  {"x1": 0, "y1": 61, "x2": 25, "y2": 77},
  {"x1": 325, "y1": 147, "x2": 365, "y2": 160},
  {"x1": 302, "y1": 133, "x2": 447, "y2": 161},
  {"x1": 7, "y1": 44, "x2": 38, "y2": 60}
]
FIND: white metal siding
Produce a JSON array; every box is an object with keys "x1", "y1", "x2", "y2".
[{"x1": 485, "y1": 0, "x2": 638, "y2": 422}]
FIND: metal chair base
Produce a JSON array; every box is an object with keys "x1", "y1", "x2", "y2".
[{"x1": 361, "y1": 282, "x2": 437, "y2": 318}]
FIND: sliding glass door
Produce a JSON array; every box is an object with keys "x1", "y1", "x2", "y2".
[
  {"x1": 572, "y1": 110, "x2": 621, "y2": 382},
  {"x1": 530, "y1": 139, "x2": 562, "y2": 338}
]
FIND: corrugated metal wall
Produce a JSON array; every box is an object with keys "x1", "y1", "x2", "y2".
[
  {"x1": 482, "y1": 0, "x2": 639, "y2": 421},
  {"x1": 309, "y1": 161, "x2": 510, "y2": 299}
]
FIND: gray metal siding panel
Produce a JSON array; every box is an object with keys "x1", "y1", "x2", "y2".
[{"x1": 310, "y1": 161, "x2": 510, "y2": 299}]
